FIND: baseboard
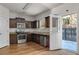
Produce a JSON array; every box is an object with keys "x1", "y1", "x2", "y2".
[{"x1": 0, "y1": 45, "x2": 8, "y2": 49}]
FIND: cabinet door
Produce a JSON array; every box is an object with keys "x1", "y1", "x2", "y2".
[
  {"x1": 26, "y1": 21, "x2": 32, "y2": 28},
  {"x1": 10, "y1": 34, "x2": 17, "y2": 44},
  {"x1": 46, "y1": 36, "x2": 49, "y2": 47},
  {"x1": 40, "y1": 35, "x2": 49, "y2": 47},
  {"x1": 16, "y1": 18, "x2": 25, "y2": 23},
  {"x1": 45, "y1": 16, "x2": 50, "y2": 28},
  {"x1": 27, "y1": 33, "x2": 32, "y2": 42},
  {"x1": 31, "y1": 21, "x2": 37, "y2": 28},
  {"x1": 9, "y1": 18, "x2": 17, "y2": 28},
  {"x1": 40, "y1": 35, "x2": 44, "y2": 46},
  {"x1": 36, "y1": 34, "x2": 40, "y2": 44}
]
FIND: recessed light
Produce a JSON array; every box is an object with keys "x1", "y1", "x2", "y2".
[{"x1": 66, "y1": 10, "x2": 69, "y2": 12}]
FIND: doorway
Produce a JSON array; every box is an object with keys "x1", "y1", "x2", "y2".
[{"x1": 62, "y1": 14, "x2": 77, "y2": 51}]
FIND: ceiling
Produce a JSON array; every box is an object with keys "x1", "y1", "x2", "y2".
[{"x1": 0, "y1": 3, "x2": 63, "y2": 16}]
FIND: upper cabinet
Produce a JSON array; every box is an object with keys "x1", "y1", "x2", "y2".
[
  {"x1": 26, "y1": 21, "x2": 37, "y2": 28},
  {"x1": 39, "y1": 16, "x2": 50, "y2": 28},
  {"x1": 9, "y1": 17, "x2": 26, "y2": 28},
  {"x1": 40, "y1": 18, "x2": 45, "y2": 29},
  {"x1": 9, "y1": 18, "x2": 17, "y2": 28},
  {"x1": 45, "y1": 16, "x2": 50, "y2": 28},
  {"x1": 9, "y1": 16, "x2": 50, "y2": 29},
  {"x1": 31, "y1": 21, "x2": 37, "y2": 28},
  {"x1": 9, "y1": 17, "x2": 37, "y2": 29},
  {"x1": 25, "y1": 21, "x2": 32, "y2": 28},
  {"x1": 16, "y1": 18, "x2": 25, "y2": 23}
]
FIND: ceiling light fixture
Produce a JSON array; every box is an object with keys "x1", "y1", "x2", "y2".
[{"x1": 23, "y1": 3, "x2": 32, "y2": 10}]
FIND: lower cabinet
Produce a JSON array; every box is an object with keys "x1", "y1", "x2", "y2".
[
  {"x1": 31, "y1": 34, "x2": 49, "y2": 47},
  {"x1": 36, "y1": 34, "x2": 40, "y2": 44},
  {"x1": 27, "y1": 33, "x2": 32, "y2": 42},
  {"x1": 9, "y1": 33, "x2": 49, "y2": 47},
  {"x1": 40, "y1": 35, "x2": 49, "y2": 47},
  {"x1": 31, "y1": 34, "x2": 36, "y2": 42},
  {"x1": 10, "y1": 33, "x2": 17, "y2": 44}
]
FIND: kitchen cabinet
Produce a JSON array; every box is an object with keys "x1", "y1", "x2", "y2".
[
  {"x1": 16, "y1": 17, "x2": 25, "y2": 23},
  {"x1": 9, "y1": 17, "x2": 26, "y2": 28},
  {"x1": 37, "y1": 20, "x2": 40, "y2": 28},
  {"x1": 31, "y1": 34, "x2": 36, "y2": 42},
  {"x1": 39, "y1": 16, "x2": 50, "y2": 28},
  {"x1": 27, "y1": 33, "x2": 32, "y2": 42},
  {"x1": 45, "y1": 16, "x2": 50, "y2": 28},
  {"x1": 10, "y1": 33, "x2": 17, "y2": 44},
  {"x1": 46, "y1": 35, "x2": 49, "y2": 47},
  {"x1": 36, "y1": 34, "x2": 40, "y2": 44},
  {"x1": 31, "y1": 33, "x2": 49, "y2": 47},
  {"x1": 32, "y1": 34, "x2": 40, "y2": 44},
  {"x1": 40, "y1": 18, "x2": 45, "y2": 28},
  {"x1": 40, "y1": 35, "x2": 49, "y2": 47},
  {"x1": 31, "y1": 21, "x2": 37, "y2": 28},
  {"x1": 25, "y1": 21, "x2": 32, "y2": 28},
  {"x1": 9, "y1": 18, "x2": 17, "y2": 28},
  {"x1": 26, "y1": 21, "x2": 37, "y2": 28}
]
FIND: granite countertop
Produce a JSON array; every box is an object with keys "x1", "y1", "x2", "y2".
[
  {"x1": 10, "y1": 32, "x2": 17, "y2": 34},
  {"x1": 10, "y1": 32, "x2": 49, "y2": 35},
  {"x1": 9, "y1": 28, "x2": 50, "y2": 35}
]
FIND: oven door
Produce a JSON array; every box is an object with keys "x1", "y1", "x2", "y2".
[{"x1": 17, "y1": 34, "x2": 27, "y2": 43}]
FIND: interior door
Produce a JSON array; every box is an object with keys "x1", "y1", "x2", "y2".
[{"x1": 50, "y1": 15, "x2": 62, "y2": 50}]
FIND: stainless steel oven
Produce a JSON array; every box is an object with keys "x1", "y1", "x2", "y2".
[{"x1": 17, "y1": 33, "x2": 27, "y2": 43}]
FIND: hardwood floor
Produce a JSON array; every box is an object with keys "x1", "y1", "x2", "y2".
[{"x1": 0, "y1": 42, "x2": 77, "y2": 55}]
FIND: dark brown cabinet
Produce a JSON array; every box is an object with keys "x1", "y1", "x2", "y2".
[
  {"x1": 36, "y1": 34, "x2": 40, "y2": 44},
  {"x1": 9, "y1": 18, "x2": 17, "y2": 28},
  {"x1": 27, "y1": 33, "x2": 32, "y2": 42},
  {"x1": 31, "y1": 33, "x2": 49, "y2": 47},
  {"x1": 31, "y1": 21, "x2": 37, "y2": 28},
  {"x1": 16, "y1": 17, "x2": 25, "y2": 23},
  {"x1": 25, "y1": 21, "x2": 37, "y2": 28},
  {"x1": 45, "y1": 16, "x2": 50, "y2": 28},
  {"x1": 31, "y1": 34, "x2": 36, "y2": 42},
  {"x1": 46, "y1": 35, "x2": 49, "y2": 47},
  {"x1": 10, "y1": 33, "x2": 17, "y2": 44},
  {"x1": 9, "y1": 17, "x2": 26, "y2": 28},
  {"x1": 32, "y1": 34, "x2": 40, "y2": 44}
]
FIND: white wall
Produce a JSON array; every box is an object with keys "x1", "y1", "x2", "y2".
[{"x1": 0, "y1": 5, "x2": 9, "y2": 48}]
